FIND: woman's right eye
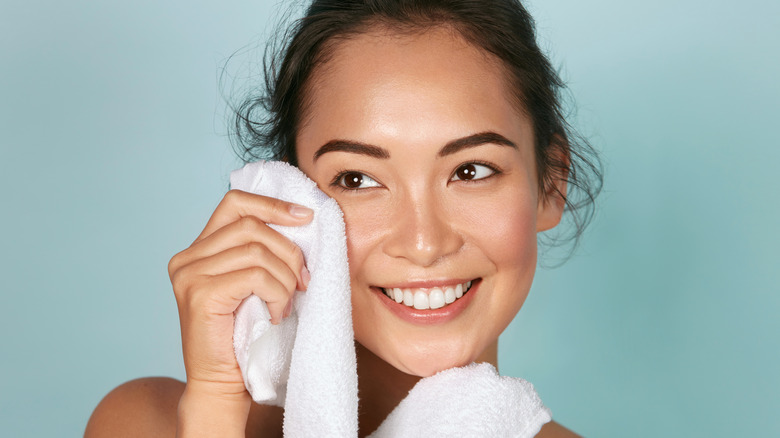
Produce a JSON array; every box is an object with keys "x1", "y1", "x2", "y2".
[{"x1": 333, "y1": 171, "x2": 381, "y2": 190}]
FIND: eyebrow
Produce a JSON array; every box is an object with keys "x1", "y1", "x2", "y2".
[
  {"x1": 312, "y1": 131, "x2": 517, "y2": 162},
  {"x1": 438, "y1": 132, "x2": 517, "y2": 157},
  {"x1": 313, "y1": 140, "x2": 390, "y2": 161}
]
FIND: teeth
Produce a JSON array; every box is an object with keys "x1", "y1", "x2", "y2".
[
  {"x1": 403, "y1": 289, "x2": 414, "y2": 306},
  {"x1": 444, "y1": 287, "x2": 456, "y2": 304},
  {"x1": 393, "y1": 287, "x2": 403, "y2": 303},
  {"x1": 382, "y1": 280, "x2": 474, "y2": 310},
  {"x1": 413, "y1": 291, "x2": 429, "y2": 309},
  {"x1": 429, "y1": 288, "x2": 445, "y2": 309}
]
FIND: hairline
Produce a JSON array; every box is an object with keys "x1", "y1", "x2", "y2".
[{"x1": 294, "y1": 20, "x2": 534, "y2": 159}]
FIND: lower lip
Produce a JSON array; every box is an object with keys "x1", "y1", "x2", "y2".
[{"x1": 374, "y1": 281, "x2": 479, "y2": 325}]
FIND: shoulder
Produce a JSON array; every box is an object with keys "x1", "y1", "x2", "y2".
[
  {"x1": 536, "y1": 420, "x2": 581, "y2": 438},
  {"x1": 85, "y1": 377, "x2": 184, "y2": 438},
  {"x1": 85, "y1": 377, "x2": 284, "y2": 437}
]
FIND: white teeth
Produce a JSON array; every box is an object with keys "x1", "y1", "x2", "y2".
[
  {"x1": 403, "y1": 289, "x2": 414, "y2": 306},
  {"x1": 429, "y1": 288, "x2": 445, "y2": 309},
  {"x1": 444, "y1": 287, "x2": 456, "y2": 304},
  {"x1": 381, "y1": 280, "x2": 475, "y2": 310},
  {"x1": 413, "y1": 291, "x2": 429, "y2": 309}
]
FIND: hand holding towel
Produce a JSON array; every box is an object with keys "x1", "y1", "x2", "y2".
[{"x1": 230, "y1": 160, "x2": 358, "y2": 437}]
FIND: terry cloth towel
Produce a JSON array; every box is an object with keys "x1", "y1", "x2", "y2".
[
  {"x1": 369, "y1": 362, "x2": 552, "y2": 438},
  {"x1": 231, "y1": 160, "x2": 358, "y2": 437}
]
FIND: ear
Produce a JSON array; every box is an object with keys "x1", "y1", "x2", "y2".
[{"x1": 536, "y1": 137, "x2": 569, "y2": 232}]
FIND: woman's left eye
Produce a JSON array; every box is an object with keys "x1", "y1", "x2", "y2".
[
  {"x1": 333, "y1": 171, "x2": 381, "y2": 190},
  {"x1": 450, "y1": 163, "x2": 496, "y2": 182}
]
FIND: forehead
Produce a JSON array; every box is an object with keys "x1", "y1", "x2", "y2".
[{"x1": 296, "y1": 26, "x2": 532, "y2": 162}]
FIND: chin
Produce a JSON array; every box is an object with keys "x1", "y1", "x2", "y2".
[{"x1": 383, "y1": 338, "x2": 481, "y2": 377}]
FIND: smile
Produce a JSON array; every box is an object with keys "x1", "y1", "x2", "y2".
[{"x1": 380, "y1": 280, "x2": 474, "y2": 310}]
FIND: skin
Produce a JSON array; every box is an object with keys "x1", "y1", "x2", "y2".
[{"x1": 85, "y1": 26, "x2": 577, "y2": 437}]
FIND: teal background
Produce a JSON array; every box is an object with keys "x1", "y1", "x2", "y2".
[{"x1": 1, "y1": 0, "x2": 778, "y2": 436}]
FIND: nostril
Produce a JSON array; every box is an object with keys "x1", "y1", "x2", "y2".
[
  {"x1": 386, "y1": 226, "x2": 463, "y2": 265},
  {"x1": 382, "y1": 197, "x2": 465, "y2": 266}
]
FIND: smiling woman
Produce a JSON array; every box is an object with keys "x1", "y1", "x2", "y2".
[
  {"x1": 86, "y1": 1, "x2": 601, "y2": 437},
  {"x1": 295, "y1": 27, "x2": 562, "y2": 380}
]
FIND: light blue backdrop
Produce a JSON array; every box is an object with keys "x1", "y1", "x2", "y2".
[{"x1": 1, "y1": 0, "x2": 778, "y2": 436}]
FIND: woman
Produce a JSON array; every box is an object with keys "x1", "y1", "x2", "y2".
[{"x1": 86, "y1": 0, "x2": 601, "y2": 436}]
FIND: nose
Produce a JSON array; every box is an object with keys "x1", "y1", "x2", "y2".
[{"x1": 383, "y1": 191, "x2": 464, "y2": 267}]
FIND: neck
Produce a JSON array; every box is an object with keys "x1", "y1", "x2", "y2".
[
  {"x1": 355, "y1": 340, "x2": 498, "y2": 436},
  {"x1": 355, "y1": 342, "x2": 419, "y2": 436}
]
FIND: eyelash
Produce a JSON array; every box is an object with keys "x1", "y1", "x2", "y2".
[
  {"x1": 330, "y1": 169, "x2": 382, "y2": 192},
  {"x1": 330, "y1": 161, "x2": 502, "y2": 192},
  {"x1": 449, "y1": 161, "x2": 502, "y2": 183}
]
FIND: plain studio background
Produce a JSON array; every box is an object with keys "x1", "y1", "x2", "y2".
[{"x1": 1, "y1": 0, "x2": 778, "y2": 436}]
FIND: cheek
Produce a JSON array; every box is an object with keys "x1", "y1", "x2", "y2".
[
  {"x1": 495, "y1": 206, "x2": 538, "y2": 270},
  {"x1": 462, "y1": 191, "x2": 538, "y2": 269},
  {"x1": 339, "y1": 202, "x2": 387, "y2": 279},
  {"x1": 339, "y1": 202, "x2": 391, "y2": 351},
  {"x1": 464, "y1": 190, "x2": 539, "y2": 332}
]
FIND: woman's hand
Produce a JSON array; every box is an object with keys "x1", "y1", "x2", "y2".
[{"x1": 167, "y1": 189, "x2": 312, "y2": 436}]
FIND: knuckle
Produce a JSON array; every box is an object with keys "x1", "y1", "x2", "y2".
[
  {"x1": 170, "y1": 266, "x2": 192, "y2": 297},
  {"x1": 289, "y1": 244, "x2": 304, "y2": 264},
  {"x1": 237, "y1": 215, "x2": 262, "y2": 233},
  {"x1": 170, "y1": 266, "x2": 184, "y2": 288},
  {"x1": 167, "y1": 251, "x2": 184, "y2": 280},
  {"x1": 243, "y1": 242, "x2": 268, "y2": 261},
  {"x1": 283, "y1": 244, "x2": 305, "y2": 275},
  {"x1": 247, "y1": 266, "x2": 270, "y2": 284},
  {"x1": 281, "y1": 273, "x2": 298, "y2": 294},
  {"x1": 223, "y1": 189, "x2": 244, "y2": 205},
  {"x1": 268, "y1": 197, "x2": 289, "y2": 217}
]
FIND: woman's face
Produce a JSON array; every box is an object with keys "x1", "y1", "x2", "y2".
[{"x1": 296, "y1": 27, "x2": 564, "y2": 377}]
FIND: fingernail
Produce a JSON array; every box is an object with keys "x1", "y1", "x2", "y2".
[
  {"x1": 289, "y1": 204, "x2": 313, "y2": 218},
  {"x1": 283, "y1": 300, "x2": 292, "y2": 318},
  {"x1": 301, "y1": 266, "x2": 311, "y2": 290}
]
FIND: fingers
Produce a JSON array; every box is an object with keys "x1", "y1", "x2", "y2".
[
  {"x1": 176, "y1": 242, "x2": 301, "y2": 304},
  {"x1": 211, "y1": 267, "x2": 293, "y2": 324},
  {"x1": 169, "y1": 189, "x2": 314, "y2": 328},
  {"x1": 170, "y1": 215, "x2": 310, "y2": 291},
  {"x1": 178, "y1": 266, "x2": 293, "y2": 325},
  {"x1": 195, "y1": 190, "x2": 313, "y2": 244},
  {"x1": 168, "y1": 190, "x2": 313, "y2": 392}
]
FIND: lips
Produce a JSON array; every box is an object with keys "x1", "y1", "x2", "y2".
[{"x1": 380, "y1": 280, "x2": 474, "y2": 310}]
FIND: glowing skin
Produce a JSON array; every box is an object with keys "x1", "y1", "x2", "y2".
[{"x1": 296, "y1": 27, "x2": 565, "y2": 377}]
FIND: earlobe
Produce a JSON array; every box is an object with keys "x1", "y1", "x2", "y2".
[
  {"x1": 536, "y1": 138, "x2": 570, "y2": 232},
  {"x1": 536, "y1": 176, "x2": 567, "y2": 232}
]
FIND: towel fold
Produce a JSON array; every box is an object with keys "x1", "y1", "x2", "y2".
[
  {"x1": 230, "y1": 161, "x2": 551, "y2": 437},
  {"x1": 369, "y1": 362, "x2": 552, "y2": 438},
  {"x1": 231, "y1": 160, "x2": 358, "y2": 437}
]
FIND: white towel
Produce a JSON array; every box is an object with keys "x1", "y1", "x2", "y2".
[
  {"x1": 369, "y1": 362, "x2": 552, "y2": 438},
  {"x1": 231, "y1": 160, "x2": 358, "y2": 437},
  {"x1": 230, "y1": 161, "x2": 551, "y2": 437}
]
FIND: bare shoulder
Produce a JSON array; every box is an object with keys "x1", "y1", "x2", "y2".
[
  {"x1": 537, "y1": 420, "x2": 581, "y2": 438},
  {"x1": 84, "y1": 377, "x2": 184, "y2": 438}
]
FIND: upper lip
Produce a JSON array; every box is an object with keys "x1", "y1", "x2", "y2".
[{"x1": 374, "y1": 278, "x2": 476, "y2": 290}]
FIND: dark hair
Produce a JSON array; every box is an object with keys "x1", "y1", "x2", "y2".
[{"x1": 231, "y1": 0, "x2": 603, "y2": 258}]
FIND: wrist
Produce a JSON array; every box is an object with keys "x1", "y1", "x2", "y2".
[{"x1": 177, "y1": 380, "x2": 251, "y2": 438}]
